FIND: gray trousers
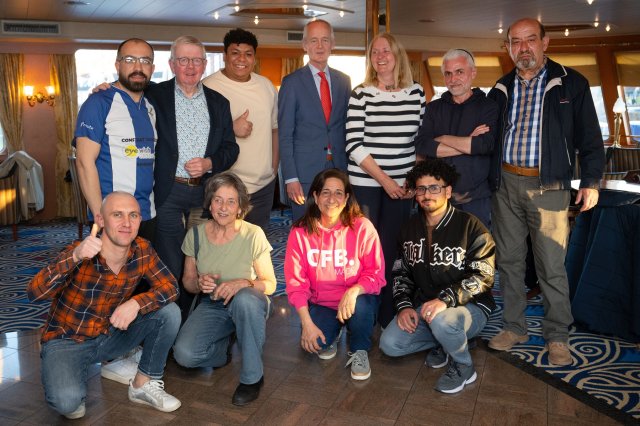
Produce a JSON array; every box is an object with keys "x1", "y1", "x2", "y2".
[{"x1": 491, "y1": 171, "x2": 573, "y2": 342}]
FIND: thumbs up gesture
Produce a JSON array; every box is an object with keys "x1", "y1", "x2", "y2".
[
  {"x1": 233, "y1": 109, "x2": 253, "y2": 138},
  {"x1": 72, "y1": 223, "x2": 103, "y2": 262}
]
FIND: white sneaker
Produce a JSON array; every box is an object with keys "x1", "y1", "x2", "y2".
[
  {"x1": 128, "y1": 379, "x2": 181, "y2": 412},
  {"x1": 63, "y1": 402, "x2": 86, "y2": 419},
  {"x1": 101, "y1": 346, "x2": 142, "y2": 385}
]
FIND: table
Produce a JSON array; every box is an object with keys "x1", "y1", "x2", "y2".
[{"x1": 566, "y1": 184, "x2": 640, "y2": 342}]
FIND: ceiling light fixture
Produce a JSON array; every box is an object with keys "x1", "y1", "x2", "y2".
[
  {"x1": 235, "y1": 5, "x2": 240, "y2": 12},
  {"x1": 213, "y1": 11, "x2": 219, "y2": 19},
  {"x1": 594, "y1": 21, "x2": 599, "y2": 28},
  {"x1": 498, "y1": 27, "x2": 503, "y2": 34},
  {"x1": 339, "y1": 10, "x2": 344, "y2": 18},
  {"x1": 254, "y1": 15, "x2": 259, "y2": 25},
  {"x1": 564, "y1": 28, "x2": 570, "y2": 36},
  {"x1": 587, "y1": 0, "x2": 594, "y2": 4},
  {"x1": 605, "y1": 23, "x2": 611, "y2": 31}
]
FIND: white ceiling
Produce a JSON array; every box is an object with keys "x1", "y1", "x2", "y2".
[{"x1": 0, "y1": 0, "x2": 638, "y2": 40}]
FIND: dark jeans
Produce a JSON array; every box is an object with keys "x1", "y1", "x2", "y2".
[
  {"x1": 352, "y1": 185, "x2": 412, "y2": 328},
  {"x1": 244, "y1": 178, "x2": 276, "y2": 230},
  {"x1": 155, "y1": 182, "x2": 205, "y2": 320}
]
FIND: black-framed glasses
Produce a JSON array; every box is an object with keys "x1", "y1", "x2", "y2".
[
  {"x1": 174, "y1": 57, "x2": 206, "y2": 67},
  {"x1": 118, "y1": 55, "x2": 153, "y2": 65},
  {"x1": 414, "y1": 184, "x2": 447, "y2": 195}
]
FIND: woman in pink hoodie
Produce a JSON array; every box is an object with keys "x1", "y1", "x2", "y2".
[{"x1": 285, "y1": 169, "x2": 386, "y2": 380}]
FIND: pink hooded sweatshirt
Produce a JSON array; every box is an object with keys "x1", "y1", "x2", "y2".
[{"x1": 285, "y1": 216, "x2": 386, "y2": 310}]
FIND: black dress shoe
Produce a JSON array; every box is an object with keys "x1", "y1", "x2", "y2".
[{"x1": 232, "y1": 377, "x2": 264, "y2": 406}]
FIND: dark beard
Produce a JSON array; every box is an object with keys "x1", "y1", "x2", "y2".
[{"x1": 118, "y1": 71, "x2": 149, "y2": 93}]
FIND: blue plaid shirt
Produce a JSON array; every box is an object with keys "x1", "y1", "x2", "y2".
[{"x1": 503, "y1": 65, "x2": 547, "y2": 167}]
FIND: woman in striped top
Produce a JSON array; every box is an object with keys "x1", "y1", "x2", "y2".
[{"x1": 345, "y1": 33, "x2": 425, "y2": 327}]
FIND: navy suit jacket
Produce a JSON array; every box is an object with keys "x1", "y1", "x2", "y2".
[
  {"x1": 278, "y1": 65, "x2": 351, "y2": 185},
  {"x1": 145, "y1": 78, "x2": 239, "y2": 209}
]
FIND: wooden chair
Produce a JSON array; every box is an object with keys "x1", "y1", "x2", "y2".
[
  {"x1": 0, "y1": 164, "x2": 20, "y2": 241},
  {"x1": 68, "y1": 155, "x2": 90, "y2": 240}
]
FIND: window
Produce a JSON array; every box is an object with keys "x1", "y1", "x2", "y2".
[
  {"x1": 616, "y1": 52, "x2": 640, "y2": 141},
  {"x1": 75, "y1": 49, "x2": 224, "y2": 107},
  {"x1": 303, "y1": 55, "x2": 366, "y2": 89},
  {"x1": 0, "y1": 124, "x2": 5, "y2": 152},
  {"x1": 547, "y1": 53, "x2": 609, "y2": 140}
]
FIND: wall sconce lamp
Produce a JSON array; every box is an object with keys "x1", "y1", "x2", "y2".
[
  {"x1": 612, "y1": 97, "x2": 627, "y2": 148},
  {"x1": 25, "y1": 85, "x2": 56, "y2": 107}
]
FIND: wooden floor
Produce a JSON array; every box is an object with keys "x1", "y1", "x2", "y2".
[{"x1": 0, "y1": 297, "x2": 621, "y2": 425}]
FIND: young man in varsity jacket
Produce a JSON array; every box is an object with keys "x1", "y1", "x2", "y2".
[{"x1": 379, "y1": 158, "x2": 495, "y2": 394}]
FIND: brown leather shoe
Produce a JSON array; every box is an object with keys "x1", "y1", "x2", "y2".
[
  {"x1": 547, "y1": 342, "x2": 572, "y2": 366},
  {"x1": 488, "y1": 330, "x2": 529, "y2": 351}
]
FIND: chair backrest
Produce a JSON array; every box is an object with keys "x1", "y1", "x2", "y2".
[
  {"x1": 68, "y1": 156, "x2": 89, "y2": 225},
  {"x1": 0, "y1": 164, "x2": 19, "y2": 226},
  {"x1": 605, "y1": 147, "x2": 640, "y2": 175}
]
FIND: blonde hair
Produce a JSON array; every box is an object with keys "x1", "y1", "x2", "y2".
[{"x1": 363, "y1": 33, "x2": 413, "y2": 89}]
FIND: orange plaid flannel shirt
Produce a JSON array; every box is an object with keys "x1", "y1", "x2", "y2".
[{"x1": 27, "y1": 237, "x2": 178, "y2": 343}]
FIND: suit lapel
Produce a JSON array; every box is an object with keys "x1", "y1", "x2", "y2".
[
  {"x1": 301, "y1": 65, "x2": 326, "y2": 121},
  {"x1": 165, "y1": 79, "x2": 179, "y2": 152},
  {"x1": 328, "y1": 67, "x2": 346, "y2": 124}
]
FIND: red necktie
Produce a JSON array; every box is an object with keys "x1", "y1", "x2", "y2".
[{"x1": 318, "y1": 71, "x2": 332, "y2": 124}]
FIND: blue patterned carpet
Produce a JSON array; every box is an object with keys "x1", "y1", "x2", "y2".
[
  {"x1": 480, "y1": 281, "x2": 640, "y2": 423},
  {"x1": 1, "y1": 212, "x2": 638, "y2": 422}
]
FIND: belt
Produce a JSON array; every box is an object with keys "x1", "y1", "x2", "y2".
[
  {"x1": 174, "y1": 176, "x2": 202, "y2": 186},
  {"x1": 502, "y1": 162, "x2": 539, "y2": 177}
]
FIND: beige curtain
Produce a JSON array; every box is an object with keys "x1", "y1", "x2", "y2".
[
  {"x1": 282, "y1": 56, "x2": 304, "y2": 78},
  {"x1": 409, "y1": 59, "x2": 423, "y2": 85},
  {"x1": 50, "y1": 54, "x2": 78, "y2": 217},
  {"x1": 0, "y1": 54, "x2": 25, "y2": 153}
]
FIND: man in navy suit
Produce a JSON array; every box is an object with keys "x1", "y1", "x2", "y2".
[
  {"x1": 278, "y1": 19, "x2": 352, "y2": 221},
  {"x1": 146, "y1": 35, "x2": 239, "y2": 320}
]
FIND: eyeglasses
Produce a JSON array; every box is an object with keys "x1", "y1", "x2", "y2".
[
  {"x1": 118, "y1": 55, "x2": 153, "y2": 65},
  {"x1": 414, "y1": 185, "x2": 447, "y2": 195},
  {"x1": 174, "y1": 57, "x2": 206, "y2": 67}
]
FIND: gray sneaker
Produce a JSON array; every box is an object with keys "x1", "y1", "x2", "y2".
[
  {"x1": 318, "y1": 327, "x2": 343, "y2": 360},
  {"x1": 425, "y1": 346, "x2": 449, "y2": 369},
  {"x1": 64, "y1": 402, "x2": 86, "y2": 419},
  {"x1": 128, "y1": 379, "x2": 181, "y2": 412},
  {"x1": 435, "y1": 361, "x2": 477, "y2": 394},
  {"x1": 345, "y1": 350, "x2": 371, "y2": 380}
]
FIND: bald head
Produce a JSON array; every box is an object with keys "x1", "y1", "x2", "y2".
[{"x1": 97, "y1": 192, "x2": 142, "y2": 248}]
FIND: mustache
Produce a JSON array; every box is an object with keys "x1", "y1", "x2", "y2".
[{"x1": 128, "y1": 71, "x2": 148, "y2": 79}]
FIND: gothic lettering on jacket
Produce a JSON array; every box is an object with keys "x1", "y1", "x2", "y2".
[
  {"x1": 403, "y1": 238, "x2": 426, "y2": 267},
  {"x1": 431, "y1": 243, "x2": 465, "y2": 270}
]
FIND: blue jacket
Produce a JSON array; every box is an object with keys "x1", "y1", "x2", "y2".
[
  {"x1": 488, "y1": 58, "x2": 605, "y2": 191},
  {"x1": 146, "y1": 79, "x2": 239, "y2": 209},
  {"x1": 415, "y1": 88, "x2": 498, "y2": 204}
]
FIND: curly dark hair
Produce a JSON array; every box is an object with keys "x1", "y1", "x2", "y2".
[
  {"x1": 405, "y1": 158, "x2": 460, "y2": 189},
  {"x1": 294, "y1": 169, "x2": 363, "y2": 235},
  {"x1": 223, "y1": 28, "x2": 258, "y2": 52}
]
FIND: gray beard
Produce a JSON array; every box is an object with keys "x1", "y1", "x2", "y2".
[{"x1": 516, "y1": 57, "x2": 538, "y2": 71}]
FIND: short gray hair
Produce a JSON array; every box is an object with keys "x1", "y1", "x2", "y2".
[
  {"x1": 170, "y1": 35, "x2": 206, "y2": 59},
  {"x1": 302, "y1": 19, "x2": 335, "y2": 43},
  {"x1": 441, "y1": 48, "x2": 475, "y2": 74},
  {"x1": 203, "y1": 172, "x2": 252, "y2": 219}
]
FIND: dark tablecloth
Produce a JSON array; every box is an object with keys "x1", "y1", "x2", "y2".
[{"x1": 566, "y1": 191, "x2": 640, "y2": 342}]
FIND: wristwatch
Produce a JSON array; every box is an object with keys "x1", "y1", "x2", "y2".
[{"x1": 438, "y1": 290, "x2": 454, "y2": 307}]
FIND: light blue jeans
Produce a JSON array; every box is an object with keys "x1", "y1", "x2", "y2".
[
  {"x1": 173, "y1": 287, "x2": 271, "y2": 385},
  {"x1": 40, "y1": 303, "x2": 181, "y2": 416},
  {"x1": 379, "y1": 303, "x2": 487, "y2": 366}
]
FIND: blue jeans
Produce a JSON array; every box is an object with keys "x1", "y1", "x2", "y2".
[
  {"x1": 379, "y1": 303, "x2": 487, "y2": 366},
  {"x1": 309, "y1": 294, "x2": 379, "y2": 352},
  {"x1": 155, "y1": 182, "x2": 205, "y2": 316},
  {"x1": 173, "y1": 288, "x2": 271, "y2": 385},
  {"x1": 40, "y1": 303, "x2": 180, "y2": 416}
]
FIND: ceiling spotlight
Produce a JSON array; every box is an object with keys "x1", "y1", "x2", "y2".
[
  {"x1": 339, "y1": 10, "x2": 344, "y2": 18},
  {"x1": 302, "y1": 4, "x2": 308, "y2": 10},
  {"x1": 605, "y1": 23, "x2": 611, "y2": 31},
  {"x1": 235, "y1": 5, "x2": 240, "y2": 12},
  {"x1": 564, "y1": 28, "x2": 570, "y2": 36},
  {"x1": 254, "y1": 15, "x2": 259, "y2": 25},
  {"x1": 213, "y1": 11, "x2": 219, "y2": 19},
  {"x1": 594, "y1": 21, "x2": 599, "y2": 28},
  {"x1": 587, "y1": 0, "x2": 594, "y2": 4},
  {"x1": 498, "y1": 27, "x2": 503, "y2": 34}
]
